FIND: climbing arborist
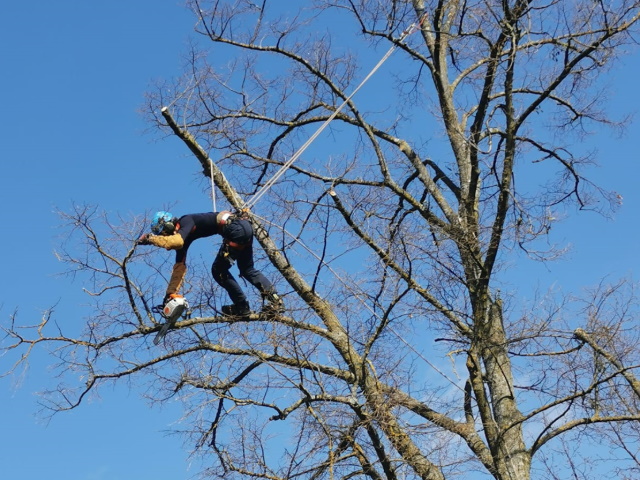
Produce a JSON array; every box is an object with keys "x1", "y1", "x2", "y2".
[{"x1": 138, "y1": 210, "x2": 284, "y2": 316}]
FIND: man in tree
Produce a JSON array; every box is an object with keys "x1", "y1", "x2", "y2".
[{"x1": 138, "y1": 210, "x2": 283, "y2": 316}]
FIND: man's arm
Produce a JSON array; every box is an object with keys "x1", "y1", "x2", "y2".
[
  {"x1": 165, "y1": 262, "x2": 187, "y2": 300},
  {"x1": 140, "y1": 233, "x2": 185, "y2": 250}
]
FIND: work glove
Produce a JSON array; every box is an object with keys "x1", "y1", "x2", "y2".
[
  {"x1": 137, "y1": 233, "x2": 151, "y2": 245},
  {"x1": 163, "y1": 292, "x2": 184, "y2": 306}
]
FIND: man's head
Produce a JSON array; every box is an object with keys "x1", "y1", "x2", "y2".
[{"x1": 151, "y1": 211, "x2": 176, "y2": 235}]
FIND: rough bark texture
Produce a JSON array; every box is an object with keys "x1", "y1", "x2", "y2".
[{"x1": 4, "y1": 2, "x2": 640, "y2": 480}]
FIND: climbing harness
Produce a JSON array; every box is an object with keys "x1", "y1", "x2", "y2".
[{"x1": 241, "y1": 12, "x2": 429, "y2": 211}]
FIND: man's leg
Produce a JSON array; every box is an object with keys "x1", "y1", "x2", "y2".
[
  {"x1": 237, "y1": 244, "x2": 284, "y2": 313},
  {"x1": 211, "y1": 245, "x2": 250, "y2": 314}
]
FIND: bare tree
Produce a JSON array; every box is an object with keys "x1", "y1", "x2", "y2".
[{"x1": 4, "y1": 1, "x2": 640, "y2": 479}]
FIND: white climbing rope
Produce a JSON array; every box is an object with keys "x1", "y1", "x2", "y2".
[
  {"x1": 242, "y1": 13, "x2": 427, "y2": 211},
  {"x1": 209, "y1": 158, "x2": 217, "y2": 212}
]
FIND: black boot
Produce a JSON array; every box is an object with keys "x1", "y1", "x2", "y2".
[{"x1": 221, "y1": 301, "x2": 251, "y2": 316}]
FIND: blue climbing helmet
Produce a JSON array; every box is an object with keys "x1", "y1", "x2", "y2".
[{"x1": 151, "y1": 211, "x2": 175, "y2": 235}]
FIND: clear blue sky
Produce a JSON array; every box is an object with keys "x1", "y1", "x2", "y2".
[
  {"x1": 1, "y1": 2, "x2": 639, "y2": 479},
  {"x1": 2, "y1": 2, "x2": 204, "y2": 478}
]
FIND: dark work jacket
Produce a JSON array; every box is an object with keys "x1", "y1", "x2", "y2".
[
  {"x1": 174, "y1": 212, "x2": 253, "y2": 263},
  {"x1": 174, "y1": 212, "x2": 221, "y2": 263}
]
